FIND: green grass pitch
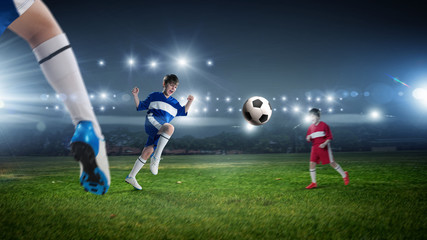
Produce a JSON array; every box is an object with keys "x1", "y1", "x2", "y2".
[{"x1": 1, "y1": 152, "x2": 426, "y2": 239}]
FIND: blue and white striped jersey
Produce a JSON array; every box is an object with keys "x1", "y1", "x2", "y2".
[{"x1": 137, "y1": 92, "x2": 187, "y2": 127}]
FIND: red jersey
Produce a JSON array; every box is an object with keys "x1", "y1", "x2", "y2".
[{"x1": 306, "y1": 121, "x2": 333, "y2": 146}]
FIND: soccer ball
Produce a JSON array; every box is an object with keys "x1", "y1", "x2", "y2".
[{"x1": 242, "y1": 96, "x2": 272, "y2": 125}]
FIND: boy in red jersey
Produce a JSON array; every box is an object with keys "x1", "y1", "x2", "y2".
[{"x1": 305, "y1": 108, "x2": 349, "y2": 189}]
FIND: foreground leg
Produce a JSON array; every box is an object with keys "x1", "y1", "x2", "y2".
[{"x1": 9, "y1": 0, "x2": 109, "y2": 195}]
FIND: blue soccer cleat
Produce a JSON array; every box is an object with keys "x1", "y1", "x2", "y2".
[{"x1": 70, "y1": 121, "x2": 110, "y2": 195}]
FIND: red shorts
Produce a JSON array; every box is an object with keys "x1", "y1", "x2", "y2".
[{"x1": 310, "y1": 144, "x2": 334, "y2": 165}]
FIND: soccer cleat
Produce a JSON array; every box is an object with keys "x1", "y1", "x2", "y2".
[
  {"x1": 150, "y1": 156, "x2": 160, "y2": 175},
  {"x1": 306, "y1": 182, "x2": 317, "y2": 189},
  {"x1": 70, "y1": 121, "x2": 110, "y2": 195},
  {"x1": 125, "y1": 176, "x2": 142, "y2": 190},
  {"x1": 343, "y1": 171, "x2": 349, "y2": 185}
]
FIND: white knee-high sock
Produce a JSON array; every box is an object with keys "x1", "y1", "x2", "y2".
[
  {"x1": 334, "y1": 164, "x2": 346, "y2": 178},
  {"x1": 310, "y1": 169, "x2": 316, "y2": 183},
  {"x1": 153, "y1": 132, "x2": 171, "y2": 159},
  {"x1": 32, "y1": 33, "x2": 102, "y2": 137},
  {"x1": 129, "y1": 156, "x2": 146, "y2": 178}
]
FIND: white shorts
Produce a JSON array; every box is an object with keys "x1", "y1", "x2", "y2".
[{"x1": 1, "y1": 0, "x2": 35, "y2": 36}]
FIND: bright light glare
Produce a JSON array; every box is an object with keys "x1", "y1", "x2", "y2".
[
  {"x1": 100, "y1": 106, "x2": 105, "y2": 111},
  {"x1": 178, "y1": 58, "x2": 188, "y2": 67},
  {"x1": 370, "y1": 110, "x2": 381, "y2": 120},
  {"x1": 227, "y1": 107, "x2": 233, "y2": 112},
  {"x1": 150, "y1": 61, "x2": 157, "y2": 68},
  {"x1": 413, "y1": 88, "x2": 427, "y2": 100},
  {"x1": 101, "y1": 93, "x2": 107, "y2": 99},
  {"x1": 316, "y1": 97, "x2": 321, "y2": 102},
  {"x1": 246, "y1": 123, "x2": 255, "y2": 131},
  {"x1": 207, "y1": 60, "x2": 213, "y2": 66},
  {"x1": 282, "y1": 107, "x2": 287, "y2": 112},
  {"x1": 225, "y1": 97, "x2": 231, "y2": 102},
  {"x1": 293, "y1": 107, "x2": 300, "y2": 112},
  {"x1": 327, "y1": 96, "x2": 333, "y2": 102},
  {"x1": 128, "y1": 58, "x2": 135, "y2": 67},
  {"x1": 98, "y1": 60, "x2": 105, "y2": 66},
  {"x1": 304, "y1": 115, "x2": 311, "y2": 123}
]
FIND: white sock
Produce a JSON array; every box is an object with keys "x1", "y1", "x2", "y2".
[
  {"x1": 310, "y1": 169, "x2": 316, "y2": 183},
  {"x1": 32, "y1": 33, "x2": 102, "y2": 137},
  {"x1": 153, "y1": 132, "x2": 171, "y2": 159},
  {"x1": 129, "y1": 156, "x2": 146, "y2": 178},
  {"x1": 334, "y1": 164, "x2": 346, "y2": 178}
]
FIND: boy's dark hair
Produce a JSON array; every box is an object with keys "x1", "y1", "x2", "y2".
[
  {"x1": 163, "y1": 74, "x2": 179, "y2": 85},
  {"x1": 309, "y1": 108, "x2": 321, "y2": 117}
]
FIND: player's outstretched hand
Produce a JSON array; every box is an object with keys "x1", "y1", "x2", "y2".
[
  {"x1": 306, "y1": 136, "x2": 311, "y2": 142},
  {"x1": 132, "y1": 87, "x2": 139, "y2": 95},
  {"x1": 319, "y1": 143, "x2": 326, "y2": 148},
  {"x1": 187, "y1": 95, "x2": 194, "y2": 102}
]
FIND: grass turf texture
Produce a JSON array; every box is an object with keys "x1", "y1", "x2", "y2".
[{"x1": 0, "y1": 152, "x2": 426, "y2": 240}]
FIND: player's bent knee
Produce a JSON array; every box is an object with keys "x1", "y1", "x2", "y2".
[{"x1": 162, "y1": 123, "x2": 175, "y2": 134}]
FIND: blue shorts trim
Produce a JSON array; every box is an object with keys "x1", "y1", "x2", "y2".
[{"x1": 0, "y1": 0, "x2": 20, "y2": 36}]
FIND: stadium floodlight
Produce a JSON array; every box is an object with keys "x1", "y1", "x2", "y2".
[
  {"x1": 282, "y1": 96, "x2": 287, "y2": 101},
  {"x1": 293, "y1": 106, "x2": 300, "y2": 112},
  {"x1": 340, "y1": 108, "x2": 344, "y2": 111},
  {"x1": 206, "y1": 96, "x2": 210, "y2": 101},
  {"x1": 98, "y1": 59, "x2": 105, "y2": 67},
  {"x1": 207, "y1": 60, "x2": 213, "y2": 66},
  {"x1": 215, "y1": 108, "x2": 219, "y2": 112},
  {"x1": 90, "y1": 94, "x2": 95, "y2": 99},
  {"x1": 303, "y1": 115, "x2": 311, "y2": 123},
  {"x1": 370, "y1": 110, "x2": 381, "y2": 120},
  {"x1": 150, "y1": 61, "x2": 157, "y2": 68},
  {"x1": 101, "y1": 93, "x2": 107, "y2": 99},
  {"x1": 112, "y1": 106, "x2": 116, "y2": 110},
  {"x1": 225, "y1": 97, "x2": 231, "y2": 102},
  {"x1": 282, "y1": 107, "x2": 287, "y2": 112},
  {"x1": 273, "y1": 108, "x2": 277, "y2": 111},
  {"x1": 216, "y1": 97, "x2": 219, "y2": 101},
  {"x1": 328, "y1": 108, "x2": 333, "y2": 113},
  {"x1": 272, "y1": 97, "x2": 276, "y2": 101},
  {"x1": 45, "y1": 106, "x2": 49, "y2": 110},
  {"x1": 238, "y1": 97, "x2": 241, "y2": 101},
  {"x1": 178, "y1": 58, "x2": 188, "y2": 67},
  {"x1": 296, "y1": 97, "x2": 299, "y2": 101},
  {"x1": 128, "y1": 58, "x2": 135, "y2": 67},
  {"x1": 245, "y1": 123, "x2": 255, "y2": 132},
  {"x1": 327, "y1": 96, "x2": 333, "y2": 102},
  {"x1": 227, "y1": 107, "x2": 233, "y2": 112},
  {"x1": 100, "y1": 106, "x2": 105, "y2": 111},
  {"x1": 203, "y1": 107, "x2": 208, "y2": 112},
  {"x1": 55, "y1": 105, "x2": 59, "y2": 110},
  {"x1": 316, "y1": 97, "x2": 321, "y2": 102},
  {"x1": 307, "y1": 97, "x2": 312, "y2": 101}
]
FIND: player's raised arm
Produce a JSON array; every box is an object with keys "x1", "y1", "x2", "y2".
[
  {"x1": 185, "y1": 95, "x2": 194, "y2": 113},
  {"x1": 132, "y1": 87, "x2": 140, "y2": 108}
]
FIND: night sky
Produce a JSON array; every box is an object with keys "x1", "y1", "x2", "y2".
[{"x1": 1, "y1": 0, "x2": 427, "y2": 137}]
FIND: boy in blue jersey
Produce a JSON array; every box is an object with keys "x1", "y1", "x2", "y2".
[{"x1": 125, "y1": 74, "x2": 194, "y2": 190}]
